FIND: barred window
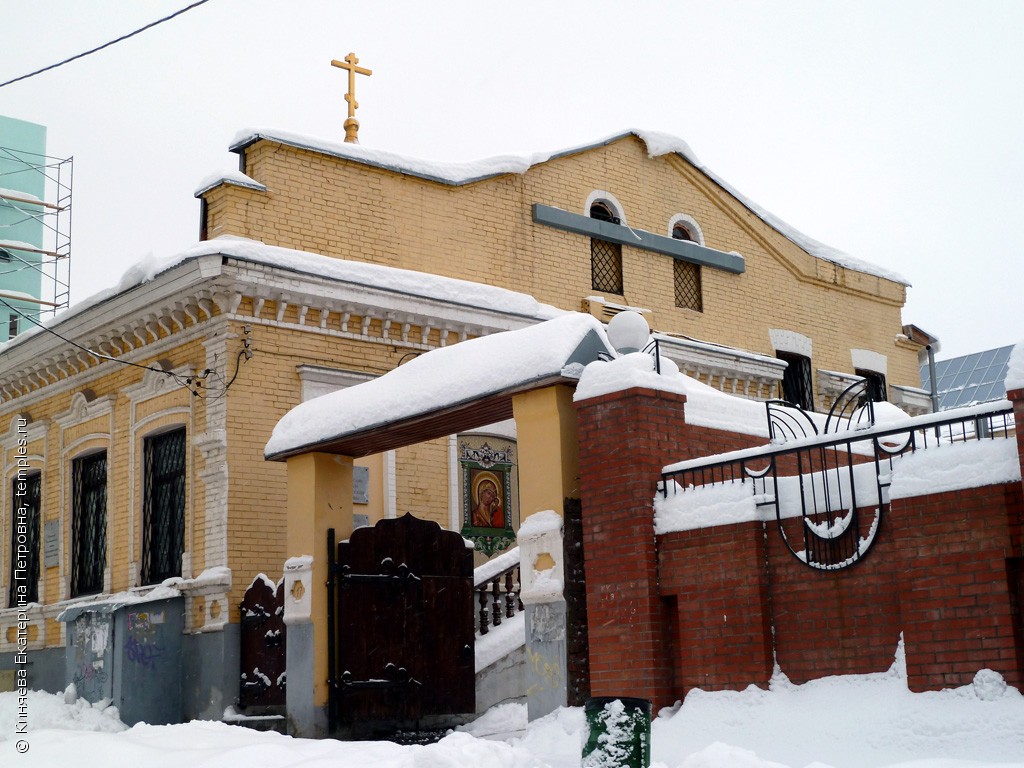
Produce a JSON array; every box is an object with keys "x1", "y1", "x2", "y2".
[
  {"x1": 9, "y1": 472, "x2": 41, "y2": 606},
  {"x1": 142, "y1": 428, "x2": 186, "y2": 585},
  {"x1": 590, "y1": 202, "x2": 623, "y2": 294},
  {"x1": 778, "y1": 352, "x2": 815, "y2": 411},
  {"x1": 673, "y1": 260, "x2": 703, "y2": 311},
  {"x1": 72, "y1": 452, "x2": 107, "y2": 597},
  {"x1": 671, "y1": 222, "x2": 703, "y2": 311}
]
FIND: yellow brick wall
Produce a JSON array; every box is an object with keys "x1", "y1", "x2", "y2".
[
  {"x1": 0, "y1": 131, "x2": 928, "y2": 651},
  {"x1": 209, "y1": 134, "x2": 921, "y2": 391},
  {"x1": 220, "y1": 315, "x2": 456, "y2": 618},
  {"x1": 0, "y1": 330, "x2": 214, "y2": 643}
]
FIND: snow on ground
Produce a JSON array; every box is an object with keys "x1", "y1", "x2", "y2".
[{"x1": 3, "y1": 655, "x2": 1024, "y2": 768}]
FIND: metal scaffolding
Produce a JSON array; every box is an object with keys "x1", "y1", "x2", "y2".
[{"x1": 0, "y1": 144, "x2": 73, "y2": 318}]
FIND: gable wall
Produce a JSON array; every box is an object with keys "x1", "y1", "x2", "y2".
[{"x1": 208, "y1": 135, "x2": 922, "y2": 396}]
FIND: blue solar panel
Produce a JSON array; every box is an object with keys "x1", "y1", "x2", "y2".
[{"x1": 921, "y1": 344, "x2": 1015, "y2": 411}]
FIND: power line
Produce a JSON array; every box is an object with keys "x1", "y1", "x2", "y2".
[
  {"x1": 0, "y1": 0, "x2": 213, "y2": 89},
  {"x1": 0, "y1": 295, "x2": 250, "y2": 399}
]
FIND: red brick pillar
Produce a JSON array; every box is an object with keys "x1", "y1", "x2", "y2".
[
  {"x1": 1010, "y1": 387, "x2": 1024, "y2": 488},
  {"x1": 890, "y1": 482, "x2": 1024, "y2": 690},
  {"x1": 575, "y1": 387, "x2": 687, "y2": 708}
]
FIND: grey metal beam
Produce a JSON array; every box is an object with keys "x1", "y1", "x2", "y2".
[{"x1": 532, "y1": 204, "x2": 745, "y2": 274}]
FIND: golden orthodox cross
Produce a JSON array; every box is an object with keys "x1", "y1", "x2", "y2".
[{"x1": 331, "y1": 52, "x2": 372, "y2": 143}]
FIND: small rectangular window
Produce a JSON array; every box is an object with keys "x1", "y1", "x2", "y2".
[
  {"x1": 591, "y1": 239, "x2": 623, "y2": 294},
  {"x1": 72, "y1": 452, "x2": 107, "y2": 597},
  {"x1": 673, "y1": 260, "x2": 703, "y2": 311},
  {"x1": 8, "y1": 314, "x2": 18, "y2": 339},
  {"x1": 855, "y1": 368, "x2": 887, "y2": 402},
  {"x1": 9, "y1": 472, "x2": 41, "y2": 606},
  {"x1": 142, "y1": 428, "x2": 186, "y2": 585},
  {"x1": 778, "y1": 352, "x2": 814, "y2": 411}
]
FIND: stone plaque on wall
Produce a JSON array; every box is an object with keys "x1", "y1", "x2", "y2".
[
  {"x1": 44, "y1": 520, "x2": 60, "y2": 568},
  {"x1": 353, "y1": 465, "x2": 369, "y2": 504}
]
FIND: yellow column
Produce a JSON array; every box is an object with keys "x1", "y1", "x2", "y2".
[
  {"x1": 285, "y1": 452, "x2": 353, "y2": 712},
  {"x1": 512, "y1": 385, "x2": 580, "y2": 517}
]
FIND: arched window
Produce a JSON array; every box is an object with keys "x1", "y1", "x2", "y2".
[
  {"x1": 72, "y1": 450, "x2": 107, "y2": 597},
  {"x1": 142, "y1": 426, "x2": 186, "y2": 585},
  {"x1": 671, "y1": 221, "x2": 702, "y2": 311},
  {"x1": 9, "y1": 471, "x2": 41, "y2": 605},
  {"x1": 672, "y1": 222, "x2": 693, "y2": 241},
  {"x1": 590, "y1": 202, "x2": 623, "y2": 294}
]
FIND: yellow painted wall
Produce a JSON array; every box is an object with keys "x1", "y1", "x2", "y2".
[
  {"x1": 206, "y1": 134, "x2": 920, "y2": 391},
  {"x1": 0, "y1": 129, "x2": 928, "y2": 653}
]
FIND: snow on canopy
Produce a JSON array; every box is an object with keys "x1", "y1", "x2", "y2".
[
  {"x1": 230, "y1": 127, "x2": 908, "y2": 285},
  {"x1": 265, "y1": 313, "x2": 612, "y2": 459}
]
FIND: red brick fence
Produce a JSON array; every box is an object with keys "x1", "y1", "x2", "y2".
[{"x1": 576, "y1": 386, "x2": 1024, "y2": 708}]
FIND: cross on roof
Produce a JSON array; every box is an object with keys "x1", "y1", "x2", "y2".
[{"x1": 331, "y1": 52, "x2": 372, "y2": 143}]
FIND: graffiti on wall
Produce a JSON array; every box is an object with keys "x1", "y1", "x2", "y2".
[{"x1": 125, "y1": 610, "x2": 165, "y2": 671}]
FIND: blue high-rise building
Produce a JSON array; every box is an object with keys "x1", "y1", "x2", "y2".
[{"x1": 0, "y1": 116, "x2": 51, "y2": 340}]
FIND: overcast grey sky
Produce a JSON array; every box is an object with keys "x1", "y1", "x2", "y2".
[{"x1": 3, "y1": 0, "x2": 1021, "y2": 360}]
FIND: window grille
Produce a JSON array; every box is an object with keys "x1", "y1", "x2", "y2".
[
  {"x1": 591, "y1": 239, "x2": 623, "y2": 294},
  {"x1": 778, "y1": 352, "x2": 814, "y2": 411},
  {"x1": 8, "y1": 314, "x2": 18, "y2": 338},
  {"x1": 855, "y1": 369, "x2": 888, "y2": 403},
  {"x1": 673, "y1": 260, "x2": 703, "y2": 311},
  {"x1": 589, "y1": 202, "x2": 624, "y2": 294},
  {"x1": 142, "y1": 428, "x2": 186, "y2": 585},
  {"x1": 9, "y1": 472, "x2": 41, "y2": 605},
  {"x1": 72, "y1": 452, "x2": 106, "y2": 597}
]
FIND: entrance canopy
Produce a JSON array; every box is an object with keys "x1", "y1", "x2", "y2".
[{"x1": 264, "y1": 313, "x2": 614, "y2": 460}]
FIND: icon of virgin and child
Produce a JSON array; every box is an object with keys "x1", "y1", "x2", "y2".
[{"x1": 470, "y1": 470, "x2": 505, "y2": 529}]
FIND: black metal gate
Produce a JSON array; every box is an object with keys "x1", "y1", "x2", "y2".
[
  {"x1": 239, "y1": 576, "x2": 286, "y2": 709},
  {"x1": 327, "y1": 514, "x2": 475, "y2": 733}
]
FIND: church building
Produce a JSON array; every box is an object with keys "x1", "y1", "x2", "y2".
[{"x1": 0, "y1": 115, "x2": 933, "y2": 721}]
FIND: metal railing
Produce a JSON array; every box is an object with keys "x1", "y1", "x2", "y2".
[{"x1": 660, "y1": 393, "x2": 1015, "y2": 571}]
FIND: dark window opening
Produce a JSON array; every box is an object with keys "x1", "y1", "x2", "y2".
[
  {"x1": 672, "y1": 223, "x2": 693, "y2": 241},
  {"x1": 142, "y1": 428, "x2": 186, "y2": 585},
  {"x1": 778, "y1": 352, "x2": 814, "y2": 411},
  {"x1": 8, "y1": 314, "x2": 18, "y2": 338},
  {"x1": 9, "y1": 472, "x2": 41, "y2": 606},
  {"x1": 72, "y1": 452, "x2": 107, "y2": 597},
  {"x1": 856, "y1": 368, "x2": 888, "y2": 402},
  {"x1": 590, "y1": 201, "x2": 619, "y2": 225},
  {"x1": 589, "y1": 202, "x2": 623, "y2": 294},
  {"x1": 673, "y1": 259, "x2": 703, "y2": 311},
  {"x1": 0, "y1": 248, "x2": 12, "y2": 262}
]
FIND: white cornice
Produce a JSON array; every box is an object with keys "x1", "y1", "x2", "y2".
[
  {"x1": 2, "y1": 414, "x2": 48, "y2": 449},
  {"x1": 54, "y1": 392, "x2": 116, "y2": 429}
]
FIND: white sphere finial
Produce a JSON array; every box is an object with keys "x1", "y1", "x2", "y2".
[{"x1": 606, "y1": 311, "x2": 651, "y2": 355}]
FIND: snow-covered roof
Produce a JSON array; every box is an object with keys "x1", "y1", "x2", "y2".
[
  {"x1": 193, "y1": 169, "x2": 267, "y2": 197},
  {"x1": 0, "y1": 235, "x2": 558, "y2": 356},
  {"x1": 229, "y1": 127, "x2": 909, "y2": 286},
  {"x1": 265, "y1": 313, "x2": 613, "y2": 460}
]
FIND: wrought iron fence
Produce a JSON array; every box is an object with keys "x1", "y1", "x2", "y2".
[{"x1": 660, "y1": 387, "x2": 1015, "y2": 571}]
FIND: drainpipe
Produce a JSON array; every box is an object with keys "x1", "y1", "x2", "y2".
[{"x1": 926, "y1": 344, "x2": 940, "y2": 414}]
